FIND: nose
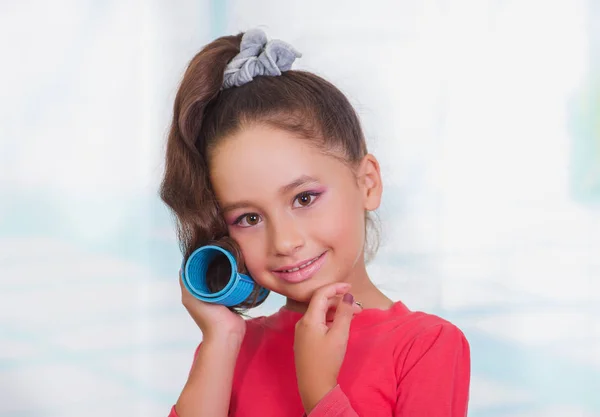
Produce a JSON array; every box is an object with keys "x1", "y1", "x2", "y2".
[{"x1": 269, "y1": 213, "x2": 305, "y2": 256}]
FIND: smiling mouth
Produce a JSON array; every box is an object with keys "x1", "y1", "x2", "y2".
[
  {"x1": 272, "y1": 252, "x2": 327, "y2": 284},
  {"x1": 275, "y1": 253, "x2": 323, "y2": 273}
]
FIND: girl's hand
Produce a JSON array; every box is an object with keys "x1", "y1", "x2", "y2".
[
  {"x1": 179, "y1": 270, "x2": 246, "y2": 343},
  {"x1": 294, "y1": 282, "x2": 362, "y2": 414}
]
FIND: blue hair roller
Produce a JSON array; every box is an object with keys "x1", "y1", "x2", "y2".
[{"x1": 181, "y1": 245, "x2": 269, "y2": 307}]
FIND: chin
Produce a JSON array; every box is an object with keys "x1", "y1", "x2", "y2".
[{"x1": 285, "y1": 277, "x2": 344, "y2": 302}]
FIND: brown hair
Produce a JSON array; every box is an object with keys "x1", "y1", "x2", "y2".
[{"x1": 160, "y1": 32, "x2": 379, "y2": 314}]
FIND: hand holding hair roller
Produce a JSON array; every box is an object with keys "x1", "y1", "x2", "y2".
[{"x1": 181, "y1": 245, "x2": 269, "y2": 307}]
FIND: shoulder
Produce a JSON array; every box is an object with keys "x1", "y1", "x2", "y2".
[
  {"x1": 238, "y1": 311, "x2": 291, "y2": 353},
  {"x1": 388, "y1": 310, "x2": 471, "y2": 379},
  {"x1": 387, "y1": 308, "x2": 469, "y2": 350},
  {"x1": 405, "y1": 312, "x2": 468, "y2": 351},
  {"x1": 401, "y1": 311, "x2": 468, "y2": 343},
  {"x1": 242, "y1": 314, "x2": 271, "y2": 343},
  {"x1": 383, "y1": 310, "x2": 472, "y2": 413},
  {"x1": 361, "y1": 302, "x2": 467, "y2": 345},
  {"x1": 351, "y1": 302, "x2": 469, "y2": 358},
  {"x1": 245, "y1": 315, "x2": 273, "y2": 344},
  {"x1": 358, "y1": 302, "x2": 470, "y2": 362}
]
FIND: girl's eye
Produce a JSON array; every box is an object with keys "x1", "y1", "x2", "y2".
[
  {"x1": 293, "y1": 192, "x2": 320, "y2": 208},
  {"x1": 234, "y1": 213, "x2": 262, "y2": 227}
]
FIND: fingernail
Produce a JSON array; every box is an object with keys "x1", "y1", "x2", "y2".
[
  {"x1": 343, "y1": 293, "x2": 354, "y2": 305},
  {"x1": 354, "y1": 300, "x2": 363, "y2": 309}
]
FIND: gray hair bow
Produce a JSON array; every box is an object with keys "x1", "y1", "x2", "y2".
[{"x1": 222, "y1": 28, "x2": 301, "y2": 89}]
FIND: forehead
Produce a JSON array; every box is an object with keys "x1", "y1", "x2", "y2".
[{"x1": 209, "y1": 125, "x2": 347, "y2": 200}]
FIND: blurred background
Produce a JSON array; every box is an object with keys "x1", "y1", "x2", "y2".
[{"x1": 1, "y1": 0, "x2": 599, "y2": 416}]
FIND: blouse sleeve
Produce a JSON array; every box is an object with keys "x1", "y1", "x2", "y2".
[
  {"x1": 395, "y1": 323, "x2": 471, "y2": 416},
  {"x1": 306, "y1": 385, "x2": 359, "y2": 417}
]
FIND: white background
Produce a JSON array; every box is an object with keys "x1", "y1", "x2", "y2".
[{"x1": 1, "y1": 1, "x2": 599, "y2": 416}]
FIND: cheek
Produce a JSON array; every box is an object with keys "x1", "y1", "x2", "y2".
[
  {"x1": 311, "y1": 194, "x2": 365, "y2": 249},
  {"x1": 228, "y1": 229, "x2": 265, "y2": 273}
]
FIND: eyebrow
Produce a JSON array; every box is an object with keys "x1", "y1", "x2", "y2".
[{"x1": 220, "y1": 175, "x2": 320, "y2": 214}]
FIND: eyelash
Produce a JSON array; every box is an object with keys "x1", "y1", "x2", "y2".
[{"x1": 232, "y1": 191, "x2": 323, "y2": 227}]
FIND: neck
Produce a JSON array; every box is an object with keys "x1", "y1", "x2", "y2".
[{"x1": 284, "y1": 266, "x2": 394, "y2": 314}]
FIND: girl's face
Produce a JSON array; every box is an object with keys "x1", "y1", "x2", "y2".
[{"x1": 209, "y1": 124, "x2": 382, "y2": 303}]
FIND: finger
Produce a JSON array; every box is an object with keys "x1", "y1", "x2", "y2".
[
  {"x1": 325, "y1": 296, "x2": 342, "y2": 323},
  {"x1": 329, "y1": 293, "x2": 356, "y2": 339},
  {"x1": 304, "y1": 282, "x2": 351, "y2": 324},
  {"x1": 322, "y1": 292, "x2": 364, "y2": 314},
  {"x1": 324, "y1": 296, "x2": 362, "y2": 322},
  {"x1": 325, "y1": 295, "x2": 345, "y2": 312}
]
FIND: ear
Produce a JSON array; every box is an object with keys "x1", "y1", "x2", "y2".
[{"x1": 357, "y1": 154, "x2": 383, "y2": 211}]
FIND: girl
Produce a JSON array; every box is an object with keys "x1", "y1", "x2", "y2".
[{"x1": 161, "y1": 29, "x2": 470, "y2": 417}]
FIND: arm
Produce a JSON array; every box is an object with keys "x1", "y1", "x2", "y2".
[
  {"x1": 395, "y1": 323, "x2": 471, "y2": 417},
  {"x1": 169, "y1": 332, "x2": 243, "y2": 417},
  {"x1": 294, "y1": 284, "x2": 363, "y2": 417}
]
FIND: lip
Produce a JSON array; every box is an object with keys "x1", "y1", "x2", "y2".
[
  {"x1": 275, "y1": 254, "x2": 323, "y2": 272},
  {"x1": 272, "y1": 251, "x2": 327, "y2": 284}
]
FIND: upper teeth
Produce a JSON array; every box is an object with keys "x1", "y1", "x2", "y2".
[{"x1": 284, "y1": 256, "x2": 319, "y2": 273}]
